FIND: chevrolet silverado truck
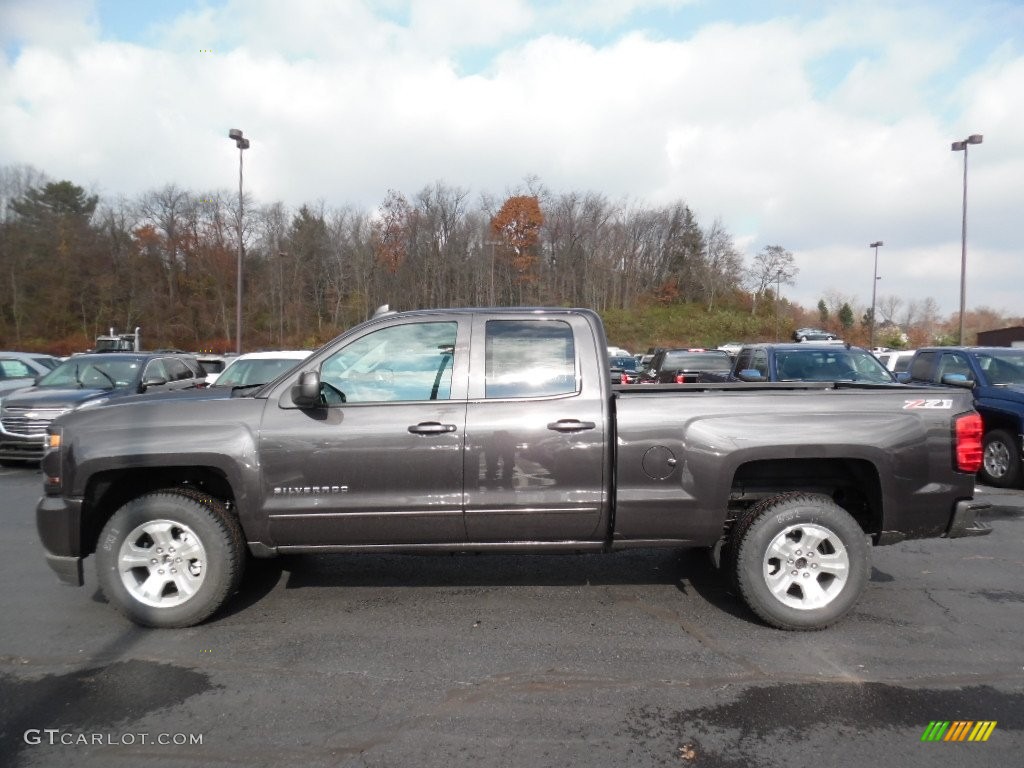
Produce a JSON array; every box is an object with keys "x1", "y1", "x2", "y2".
[{"x1": 36, "y1": 307, "x2": 990, "y2": 631}]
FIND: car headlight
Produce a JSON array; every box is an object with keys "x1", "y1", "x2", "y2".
[{"x1": 75, "y1": 397, "x2": 110, "y2": 410}]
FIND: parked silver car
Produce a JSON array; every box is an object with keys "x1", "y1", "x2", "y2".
[{"x1": 0, "y1": 351, "x2": 62, "y2": 397}]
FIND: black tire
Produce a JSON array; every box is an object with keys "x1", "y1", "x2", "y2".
[
  {"x1": 96, "y1": 489, "x2": 244, "y2": 628},
  {"x1": 732, "y1": 493, "x2": 870, "y2": 630},
  {"x1": 980, "y1": 429, "x2": 1022, "y2": 488}
]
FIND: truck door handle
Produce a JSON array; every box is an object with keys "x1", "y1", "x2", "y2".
[
  {"x1": 408, "y1": 422, "x2": 457, "y2": 435},
  {"x1": 547, "y1": 419, "x2": 596, "y2": 433}
]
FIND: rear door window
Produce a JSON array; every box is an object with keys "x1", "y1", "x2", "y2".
[
  {"x1": 484, "y1": 320, "x2": 577, "y2": 399},
  {"x1": 164, "y1": 357, "x2": 194, "y2": 382}
]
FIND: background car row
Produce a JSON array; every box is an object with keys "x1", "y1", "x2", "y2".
[{"x1": 0, "y1": 349, "x2": 312, "y2": 466}]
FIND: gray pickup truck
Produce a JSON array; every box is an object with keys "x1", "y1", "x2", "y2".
[{"x1": 36, "y1": 307, "x2": 990, "y2": 631}]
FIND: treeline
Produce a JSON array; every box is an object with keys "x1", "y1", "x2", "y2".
[{"x1": 0, "y1": 164, "x2": 1014, "y2": 354}]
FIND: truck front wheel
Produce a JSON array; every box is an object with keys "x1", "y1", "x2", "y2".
[
  {"x1": 732, "y1": 493, "x2": 870, "y2": 630},
  {"x1": 980, "y1": 429, "x2": 1022, "y2": 488},
  {"x1": 96, "y1": 490, "x2": 244, "y2": 628}
]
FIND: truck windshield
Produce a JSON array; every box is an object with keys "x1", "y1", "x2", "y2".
[
  {"x1": 776, "y1": 349, "x2": 893, "y2": 383},
  {"x1": 216, "y1": 358, "x2": 304, "y2": 388},
  {"x1": 38, "y1": 358, "x2": 141, "y2": 389},
  {"x1": 976, "y1": 350, "x2": 1024, "y2": 385}
]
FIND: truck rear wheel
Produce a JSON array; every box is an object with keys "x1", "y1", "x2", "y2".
[
  {"x1": 732, "y1": 493, "x2": 869, "y2": 630},
  {"x1": 980, "y1": 429, "x2": 1022, "y2": 488},
  {"x1": 96, "y1": 490, "x2": 244, "y2": 628}
]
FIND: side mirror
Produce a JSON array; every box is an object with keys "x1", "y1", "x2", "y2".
[
  {"x1": 941, "y1": 373, "x2": 974, "y2": 389},
  {"x1": 140, "y1": 375, "x2": 168, "y2": 391},
  {"x1": 737, "y1": 369, "x2": 764, "y2": 382},
  {"x1": 895, "y1": 372, "x2": 912, "y2": 384},
  {"x1": 291, "y1": 370, "x2": 322, "y2": 407}
]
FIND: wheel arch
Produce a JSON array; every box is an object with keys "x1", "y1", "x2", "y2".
[
  {"x1": 976, "y1": 406, "x2": 1024, "y2": 437},
  {"x1": 728, "y1": 457, "x2": 883, "y2": 539},
  {"x1": 80, "y1": 467, "x2": 236, "y2": 558}
]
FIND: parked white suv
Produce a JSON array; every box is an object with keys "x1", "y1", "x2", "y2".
[
  {"x1": 875, "y1": 349, "x2": 916, "y2": 373},
  {"x1": 206, "y1": 350, "x2": 311, "y2": 387}
]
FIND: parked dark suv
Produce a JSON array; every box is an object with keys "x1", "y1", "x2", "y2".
[
  {"x1": 0, "y1": 352, "x2": 205, "y2": 464},
  {"x1": 638, "y1": 348, "x2": 733, "y2": 383},
  {"x1": 714, "y1": 343, "x2": 896, "y2": 383}
]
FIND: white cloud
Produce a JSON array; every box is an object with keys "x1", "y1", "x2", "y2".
[
  {"x1": 0, "y1": 0, "x2": 1021, "y2": 315},
  {"x1": 538, "y1": 0, "x2": 696, "y2": 31},
  {"x1": 0, "y1": 0, "x2": 98, "y2": 51},
  {"x1": 408, "y1": 0, "x2": 534, "y2": 51}
]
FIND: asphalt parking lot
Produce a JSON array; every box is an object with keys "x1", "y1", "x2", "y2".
[{"x1": 1, "y1": 465, "x2": 1021, "y2": 768}]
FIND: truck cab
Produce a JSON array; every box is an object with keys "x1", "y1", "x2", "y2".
[{"x1": 92, "y1": 327, "x2": 141, "y2": 353}]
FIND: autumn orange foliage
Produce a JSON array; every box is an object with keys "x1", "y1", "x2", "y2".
[
  {"x1": 491, "y1": 195, "x2": 544, "y2": 282},
  {"x1": 374, "y1": 190, "x2": 411, "y2": 274}
]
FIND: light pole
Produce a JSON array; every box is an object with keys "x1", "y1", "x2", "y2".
[
  {"x1": 228, "y1": 128, "x2": 250, "y2": 354},
  {"x1": 278, "y1": 251, "x2": 286, "y2": 346},
  {"x1": 774, "y1": 269, "x2": 783, "y2": 341},
  {"x1": 951, "y1": 134, "x2": 982, "y2": 345},
  {"x1": 869, "y1": 241, "x2": 883, "y2": 349}
]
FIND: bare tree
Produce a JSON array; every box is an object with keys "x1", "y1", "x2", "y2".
[
  {"x1": 877, "y1": 294, "x2": 903, "y2": 325},
  {"x1": 702, "y1": 218, "x2": 743, "y2": 311},
  {"x1": 747, "y1": 245, "x2": 798, "y2": 315}
]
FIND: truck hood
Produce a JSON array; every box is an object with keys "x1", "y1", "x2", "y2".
[{"x1": 2, "y1": 386, "x2": 118, "y2": 409}]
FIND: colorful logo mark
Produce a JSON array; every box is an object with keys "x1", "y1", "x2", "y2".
[{"x1": 921, "y1": 721, "x2": 997, "y2": 742}]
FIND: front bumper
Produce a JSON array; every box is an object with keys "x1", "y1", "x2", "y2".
[
  {"x1": 0, "y1": 434, "x2": 45, "y2": 462},
  {"x1": 946, "y1": 499, "x2": 992, "y2": 538},
  {"x1": 36, "y1": 494, "x2": 85, "y2": 585}
]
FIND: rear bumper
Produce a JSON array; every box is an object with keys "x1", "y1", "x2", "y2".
[
  {"x1": 946, "y1": 499, "x2": 992, "y2": 538},
  {"x1": 36, "y1": 494, "x2": 85, "y2": 585}
]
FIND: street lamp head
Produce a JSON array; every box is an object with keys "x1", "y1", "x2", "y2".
[
  {"x1": 237, "y1": 138, "x2": 250, "y2": 150},
  {"x1": 952, "y1": 135, "x2": 982, "y2": 152},
  {"x1": 870, "y1": 241, "x2": 883, "y2": 248},
  {"x1": 228, "y1": 128, "x2": 243, "y2": 141}
]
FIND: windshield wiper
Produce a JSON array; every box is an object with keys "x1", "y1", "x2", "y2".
[
  {"x1": 93, "y1": 368, "x2": 116, "y2": 390},
  {"x1": 229, "y1": 383, "x2": 265, "y2": 396}
]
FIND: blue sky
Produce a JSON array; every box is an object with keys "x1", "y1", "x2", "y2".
[{"x1": 1, "y1": 0, "x2": 1022, "y2": 318}]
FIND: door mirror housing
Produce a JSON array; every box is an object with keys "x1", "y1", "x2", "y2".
[
  {"x1": 736, "y1": 369, "x2": 764, "y2": 382},
  {"x1": 140, "y1": 375, "x2": 167, "y2": 391},
  {"x1": 292, "y1": 370, "x2": 322, "y2": 407},
  {"x1": 941, "y1": 373, "x2": 974, "y2": 389}
]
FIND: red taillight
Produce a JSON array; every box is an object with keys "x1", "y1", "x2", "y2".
[
  {"x1": 955, "y1": 412, "x2": 983, "y2": 473},
  {"x1": 675, "y1": 373, "x2": 685, "y2": 383},
  {"x1": 620, "y1": 373, "x2": 629, "y2": 384}
]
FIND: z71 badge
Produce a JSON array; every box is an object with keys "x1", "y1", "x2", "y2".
[{"x1": 903, "y1": 399, "x2": 953, "y2": 410}]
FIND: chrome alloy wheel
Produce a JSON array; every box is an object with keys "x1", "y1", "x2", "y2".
[
  {"x1": 762, "y1": 522, "x2": 850, "y2": 611},
  {"x1": 983, "y1": 440, "x2": 1010, "y2": 479},
  {"x1": 117, "y1": 519, "x2": 207, "y2": 608}
]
